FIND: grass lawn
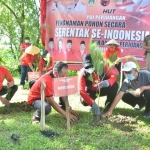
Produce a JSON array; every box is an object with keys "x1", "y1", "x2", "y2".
[{"x1": 0, "y1": 77, "x2": 150, "y2": 150}]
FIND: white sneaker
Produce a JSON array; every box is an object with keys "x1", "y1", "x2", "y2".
[
  {"x1": 20, "y1": 85, "x2": 24, "y2": 90},
  {"x1": 134, "y1": 104, "x2": 145, "y2": 111}
]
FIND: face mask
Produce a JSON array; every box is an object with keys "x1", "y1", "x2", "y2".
[
  {"x1": 85, "y1": 68, "x2": 95, "y2": 74},
  {"x1": 25, "y1": 40, "x2": 30, "y2": 43},
  {"x1": 126, "y1": 73, "x2": 135, "y2": 80}
]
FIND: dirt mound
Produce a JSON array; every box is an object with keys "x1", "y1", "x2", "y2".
[
  {"x1": 0, "y1": 101, "x2": 34, "y2": 114},
  {"x1": 109, "y1": 115, "x2": 137, "y2": 124}
]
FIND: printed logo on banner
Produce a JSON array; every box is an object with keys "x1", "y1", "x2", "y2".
[
  {"x1": 59, "y1": 78, "x2": 72, "y2": 83},
  {"x1": 115, "y1": 0, "x2": 150, "y2": 12},
  {"x1": 53, "y1": 76, "x2": 78, "y2": 97},
  {"x1": 100, "y1": 0, "x2": 110, "y2": 6},
  {"x1": 87, "y1": 0, "x2": 96, "y2": 6}
]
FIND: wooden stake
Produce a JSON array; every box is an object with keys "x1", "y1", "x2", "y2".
[
  {"x1": 40, "y1": 81, "x2": 46, "y2": 131},
  {"x1": 119, "y1": 62, "x2": 123, "y2": 88},
  {"x1": 64, "y1": 96, "x2": 70, "y2": 136}
]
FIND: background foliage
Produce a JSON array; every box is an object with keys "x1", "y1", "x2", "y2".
[{"x1": 0, "y1": 0, "x2": 43, "y2": 75}]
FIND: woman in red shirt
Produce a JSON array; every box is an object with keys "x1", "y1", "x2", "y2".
[
  {"x1": 78, "y1": 54, "x2": 118, "y2": 116},
  {"x1": 20, "y1": 46, "x2": 39, "y2": 90},
  {"x1": 104, "y1": 39, "x2": 122, "y2": 72},
  {"x1": 39, "y1": 50, "x2": 54, "y2": 75}
]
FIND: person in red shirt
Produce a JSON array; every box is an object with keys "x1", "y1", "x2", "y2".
[
  {"x1": 47, "y1": 38, "x2": 58, "y2": 60},
  {"x1": 76, "y1": 41, "x2": 87, "y2": 62},
  {"x1": 20, "y1": 37, "x2": 31, "y2": 54},
  {"x1": 65, "y1": 39, "x2": 77, "y2": 61},
  {"x1": 48, "y1": 38, "x2": 54, "y2": 52},
  {"x1": 20, "y1": 46, "x2": 39, "y2": 89},
  {"x1": 0, "y1": 66, "x2": 18, "y2": 106},
  {"x1": 78, "y1": 54, "x2": 118, "y2": 117},
  {"x1": 54, "y1": 39, "x2": 66, "y2": 61},
  {"x1": 39, "y1": 50, "x2": 54, "y2": 75},
  {"x1": 27, "y1": 61, "x2": 78, "y2": 124},
  {"x1": 104, "y1": 39, "x2": 122, "y2": 73}
]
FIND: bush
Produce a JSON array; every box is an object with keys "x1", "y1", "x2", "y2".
[
  {"x1": 0, "y1": 49, "x2": 20, "y2": 76},
  {"x1": 68, "y1": 70, "x2": 78, "y2": 77}
]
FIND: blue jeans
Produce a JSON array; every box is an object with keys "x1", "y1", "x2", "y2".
[
  {"x1": 32, "y1": 99, "x2": 51, "y2": 121},
  {"x1": 20, "y1": 65, "x2": 32, "y2": 86}
]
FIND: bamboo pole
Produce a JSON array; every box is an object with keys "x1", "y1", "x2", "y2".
[
  {"x1": 64, "y1": 96, "x2": 70, "y2": 136},
  {"x1": 119, "y1": 62, "x2": 123, "y2": 88},
  {"x1": 40, "y1": 81, "x2": 46, "y2": 131}
]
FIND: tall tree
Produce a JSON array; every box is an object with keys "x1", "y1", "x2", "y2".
[{"x1": 0, "y1": 0, "x2": 41, "y2": 74}]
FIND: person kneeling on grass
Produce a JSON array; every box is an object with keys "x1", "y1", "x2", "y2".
[
  {"x1": 0, "y1": 65, "x2": 18, "y2": 106},
  {"x1": 102, "y1": 61, "x2": 150, "y2": 118},
  {"x1": 78, "y1": 54, "x2": 118, "y2": 118},
  {"x1": 27, "y1": 61, "x2": 78, "y2": 124}
]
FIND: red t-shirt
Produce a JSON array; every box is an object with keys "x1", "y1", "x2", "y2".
[
  {"x1": 39, "y1": 57, "x2": 54, "y2": 74},
  {"x1": 20, "y1": 53, "x2": 38, "y2": 66},
  {"x1": 0, "y1": 66, "x2": 13, "y2": 90},
  {"x1": 104, "y1": 47, "x2": 122, "y2": 60},
  {"x1": 20, "y1": 43, "x2": 31, "y2": 50},
  {"x1": 54, "y1": 50, "x2": 66, "y2": 61},
  {"x1": 78, "y1": 66, "x2": 116, "y2": 105},
  {"x1": 49, "y1": 50, "x2": 57, "y2": 58},
  {"x1": 75, "y1": 51, "x2": 87, "y2": 62},
  {"x1": 65, "y1": 49, "x2": 77, "y2": 61},
  {"x1": 27, "y1": 73, "x2": 54, "y2": 105}
]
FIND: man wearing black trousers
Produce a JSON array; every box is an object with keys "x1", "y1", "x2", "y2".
[
  {"x1": 103, "y1": 61, "x2": 150, "y2": 118},
  {"x1": 0, "y1": 66, "x2": 18, "y2": 106}
]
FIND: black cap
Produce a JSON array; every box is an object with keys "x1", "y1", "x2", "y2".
[
  {"x1": 82, "y1": 54, "x2": 93, "y2": 68},
  {"x1": 41, "y1": 50, "x2": 48, "y2": 58}
]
